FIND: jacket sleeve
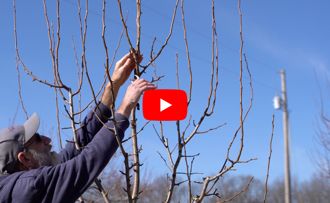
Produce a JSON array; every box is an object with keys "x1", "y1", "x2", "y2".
[
  {"x1": 33, "y1": 113, "x2": 129, "y2": 203},
  {"x1": 58, "y1": 102, "x2": 112, "y2": 162}
]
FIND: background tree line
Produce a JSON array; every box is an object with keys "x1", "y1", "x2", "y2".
[{"x1": 81, "y1": 173, "x2": 330, "y2": 202}]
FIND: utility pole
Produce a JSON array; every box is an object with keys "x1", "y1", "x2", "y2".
[{"x1": 280, "y1": 70, "x2": 292, "y2": 203}]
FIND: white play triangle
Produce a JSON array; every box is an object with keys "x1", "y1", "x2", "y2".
[{"x1": 160, "y1": 99, "x2": 172, "y2": 112}]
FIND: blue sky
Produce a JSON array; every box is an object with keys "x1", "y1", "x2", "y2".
[{"x1": 1, "y1": 0, "x2": 329, "y2": 184}]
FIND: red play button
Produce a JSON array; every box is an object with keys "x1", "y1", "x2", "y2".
[{"x1": 143, "y1": 89, "x2": 187, "y2": 121}]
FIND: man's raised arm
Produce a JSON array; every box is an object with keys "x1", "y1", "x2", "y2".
[
  {"x1": 32, "y1": 79, "x2": 155, "y2": 203},
  {"x1": 59, "y1": 52, "x2": 142, "y2": 161}
]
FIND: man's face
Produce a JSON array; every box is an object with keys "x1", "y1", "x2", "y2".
[{"x1": 24, "y1": 133, "x2": 60, "y2": 168}]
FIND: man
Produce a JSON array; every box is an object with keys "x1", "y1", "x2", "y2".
[{"x1": 0, "y1": 52, "x2": 156, "y2": 202}]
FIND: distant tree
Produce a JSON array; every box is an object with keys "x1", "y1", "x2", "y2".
[
  {"x1": 81, "y1": 172, "x2": 187, "y2": 202},
  {"x1": 316, "y1": 111, "x2": 330, "y2": 179},
  {"x1": 139, "y1": 175, "x2": 187, "y2": 202},
  {"x1": 207, "y1": 175, "x2": 263, "y2": 203},
  {"x1": 79, "y1": 172, "x2": 330, "y2": 203},
  {"x1": 266, "y1": 178, "x2": 284, "y2": 203},
  {"x1": 295, "y1": 174, "x2": 330, "y2": 203},
  {"x1": 209, "y1": 175, "x2": 330, "y2": 203}
]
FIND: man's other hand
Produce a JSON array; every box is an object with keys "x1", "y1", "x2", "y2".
[{"x1": 117, "y1": 79, "x2": 156, "y2": 118}]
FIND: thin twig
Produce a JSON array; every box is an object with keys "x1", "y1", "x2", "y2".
[
  {"x1": 263, "y1": 114, "x2": 275, "y2": 203},
  {"x1": 157, "y1": 151, "x2": 172, "y2": 172},
  {"x1": 139, "y1": 0, "x2": 180, "y2": 74},
  {"x1": 164, "y1": 121, "x2": 183, "y2": 203},
  {"x1": 220, "y1": 177, "x2": 254, "y2": 203},
  {"x1": 193, "y1": 1, "x2": 253, "y2": 201},
  {"x1": 153, "y1": 123, "x2": 175, "y2": 168},
  {"x1": 94, "y1": 178, "x2": 110, "y2": 203},
  {"x1": 237, "y1": 0, "x2": 244, "y2": 164},
  {"x1": 72, "y1": 39, "x2": 85, "y2": 97},
  {"x1": 176, "y1": 51, "x2": 192, "y2": 201},
  {"x1": 55, "y1": 0, "x2": 63, "y2": 86},
  {"x1": 43, "y1": 0, "x2": 68, "y2": 95},
  {"x1": 136, "y1": 121, "x2": 151, "y2": 135},
  {"x1": 13, "y1": 0, "x2": 28, "y2": 119},
  {"x1": 180, "y1": 0, "x2": 193, "y2": 105},
  {"x1": 195, "y1": 123, "x2": 226, "y2": 134},
  {"x1": 54, "y1": 88, "x2": 63, "y2": 149},
  {"x1": 78, "y1": 0, "x2": 98, "y2": 109},
  {"x1": 223, "y1": 54, "x2": 253, "y2": 170},
  {"x1": 175, "y1": 53, "x2": 180, "y2": 89},
  {"x1": 72, "y1": 38, "x2": 83, "y2": 124},
  {"x1": 116, "y1": 0, "x2": 134, "y2": 53},
  {"x1": 183, "y1": 137, "x2": 192, "y2": 202},
  {"x1": 136, "y1": 0, "x2": 142, "y2": 53},
  {"x1": 184, "y1": 0, "x2": 219, "y2": 145}
]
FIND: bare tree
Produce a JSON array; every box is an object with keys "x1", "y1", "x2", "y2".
[
  {"x1": 316, "y1": 109, "x2": 330, "y2": 179},
  {"x1": 11, "y1": 0, "x2": 276, "y2": 202},
  {"x1": 312, "y1": 67, "x2": 330, "y2": 179}
]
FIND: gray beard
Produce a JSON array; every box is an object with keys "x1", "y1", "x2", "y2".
[{"x1": 28, "y1": 149, "x2": 60, "y2": 167}]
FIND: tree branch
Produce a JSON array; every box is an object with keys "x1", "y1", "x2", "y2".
[{"x1": 263, "y1": 114, "x2": 275, "y2": 203}]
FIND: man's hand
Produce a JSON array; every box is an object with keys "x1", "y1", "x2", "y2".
[
  {"x1": 101, "y1": 52, "x2": 142, "y2": 109},
  {"x1": 112, "y1": 52, "x2": 142, "y2": 87},
  {"x1": 117, "y1": 79, "x2": 156, "y2": 118}
]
